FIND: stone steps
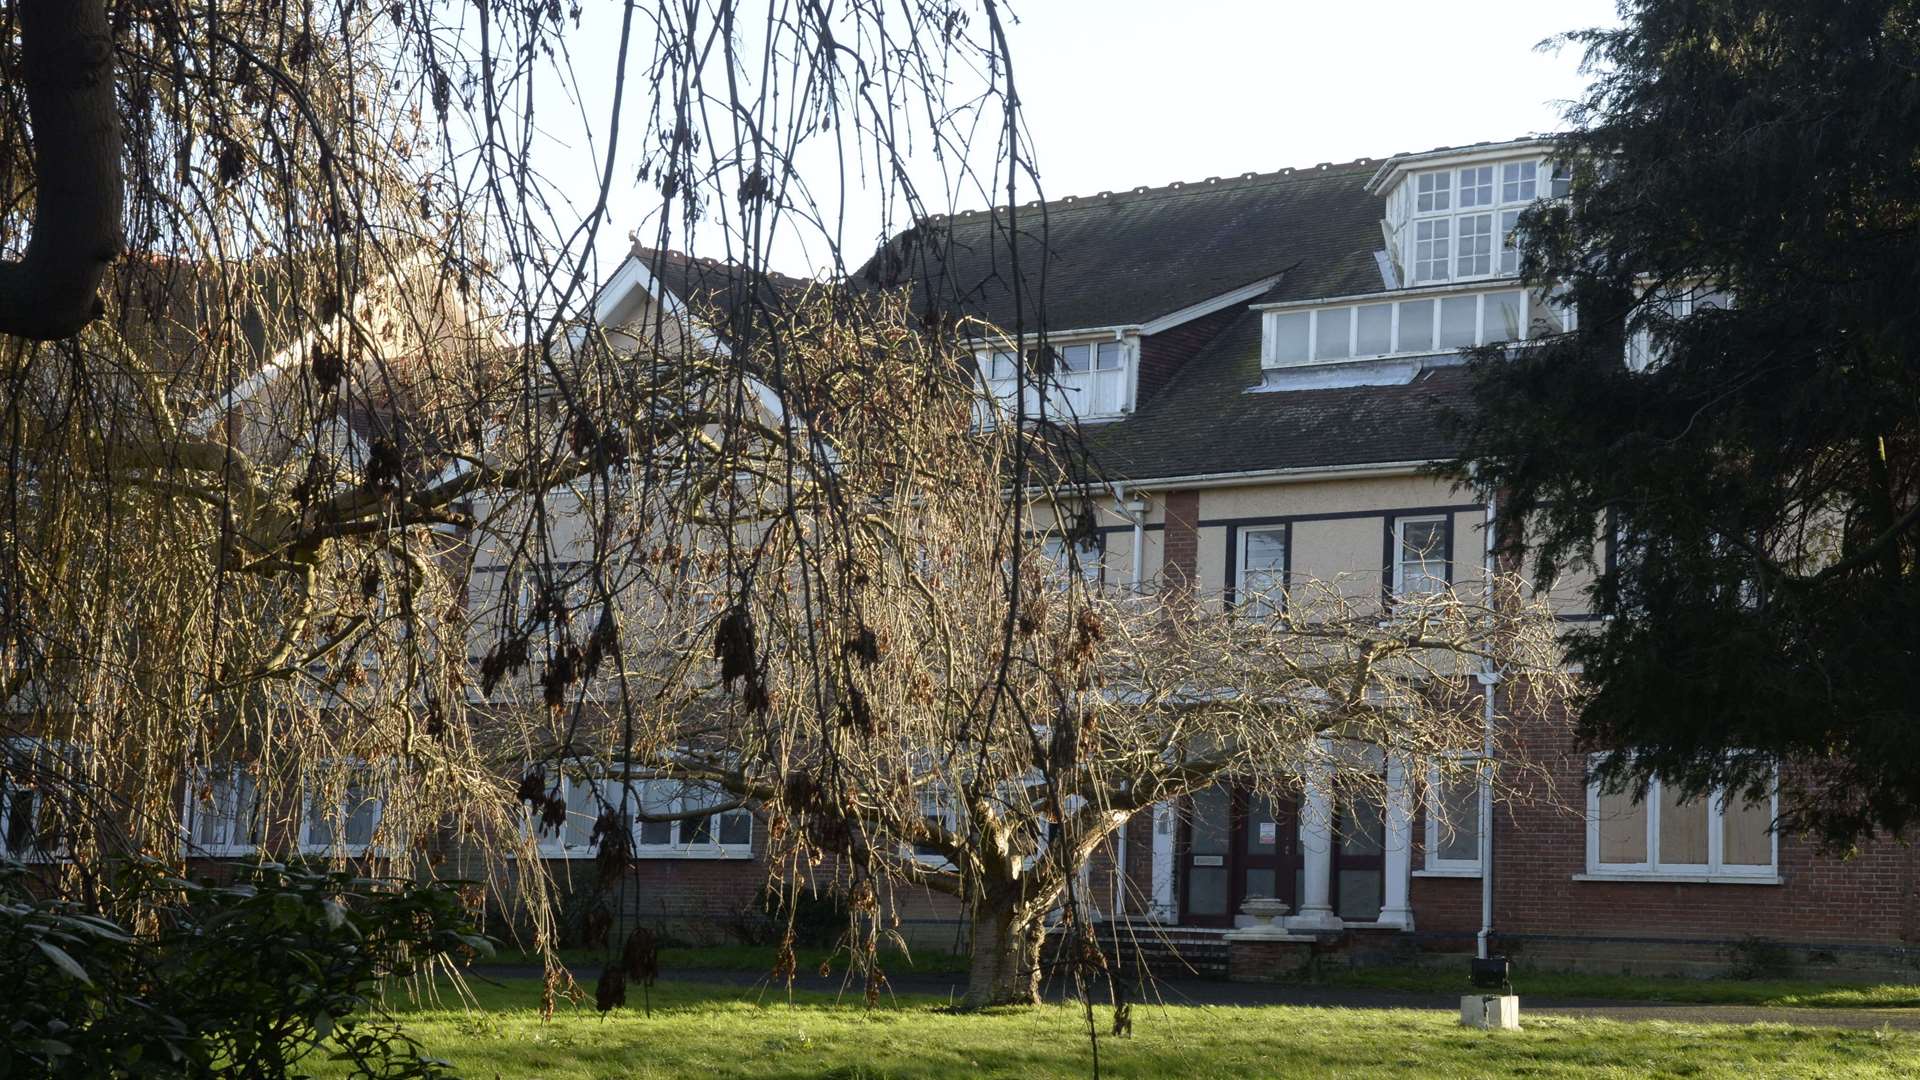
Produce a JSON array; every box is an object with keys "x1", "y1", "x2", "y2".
[{"x1": 1050, "y1": 923, "x2": 1233, "y2": 979}]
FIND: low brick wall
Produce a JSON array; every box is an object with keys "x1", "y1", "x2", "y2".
[{"x1": 1226, "y1": 937, "x2": 1315, "y2": 982}]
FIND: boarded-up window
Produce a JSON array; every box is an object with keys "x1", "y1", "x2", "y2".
[{"x1": 1595, "y1": 783, "x2": 1648, "y2": 865}]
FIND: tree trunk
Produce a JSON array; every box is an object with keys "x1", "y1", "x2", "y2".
[
  {"x1": 0, "y1": 0, "x2": 123, "y2": 341},
  {"x1": 962, "y1": 898, "x2": 1044, "y2": 1009}
]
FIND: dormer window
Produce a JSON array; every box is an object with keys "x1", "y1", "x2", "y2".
[
  {"x1": 1407, "y1": 161, "x2": 1544, "y2": 284},
  {"x1": 1260, "y1": 286, "x2": 1535, "y2": 368},
  {"x1": 978, "y1": 336, "x2": 1134, "y2": 422}
]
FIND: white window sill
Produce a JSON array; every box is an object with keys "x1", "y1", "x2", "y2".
[
  {"x1": 634, "y1": 846, "x2": 755, "y2": 861},
  {"x1": 185, "y1": 847, "x2": 261, "y2": 859},
  {"x1": 1413, "y1": 867, "x2": 1481, "y2": 879},
  {"x1": 1573, "y1": 871, "x2": 1781, "y2": 886}
]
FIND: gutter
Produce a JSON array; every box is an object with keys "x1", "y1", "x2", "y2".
[{"x1": 1042, "y1": 459, "x2": 1434, "y2": 500}]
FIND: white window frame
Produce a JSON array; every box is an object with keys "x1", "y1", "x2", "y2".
[
  {"x1": 1419, "y1": 757, "x2": 1483, "y2": 877},
  {"x1": 182, "y1": 764, "x2": 263, "y2": 858},
  {"x1": 1581, "y1": 754, "x2": 1780, "y2": 883},
  {"x1": 1260, "y1": 287, "x2": 1532, "y2": 370},
  {"x1": 977, "y1": 335, "x2": 1135, "y2": 424},
  {"x1": 2, "y1": 738, "x2": 69, "y2": 862},
  {"x1": 1406, "y1": 159, "x2": 1550, "y2": 284},
  {"x1": 588, "y1": 777, "x2": 754, "y2": 861},
  {"x1": 1235, "y1": 525, "x2": 1289, "y2": 616},
  {"x1": 907, "y1": 784, "x2": 960, "y2": 869},
  {"x1": 1626, "y1": 284, "x2": 1735, "y2": 372},
  {"x1": 297, "y1": 763, "x2": 387, "y2": 857},
  {"x1": 1042, "y1": 532, "x2": 1105, "y2": 589},
  {"x1": 526, "y1": 772, "x2": 602, "y2": 859},
  {"x1": 1391, "y1": 515, "x2": 1451, "y2": 598}
]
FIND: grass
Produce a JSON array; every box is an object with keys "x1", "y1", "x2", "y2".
[
  {"x1": 504, "y1": 943, "x2": 1920, "y2": 1009},
  {"x1": 327, "y1": 977, "x2": 1920, "y2": 1079},
  {"x1": 1309, "y1": 966, "x2": 1920, "y2": 1010}
]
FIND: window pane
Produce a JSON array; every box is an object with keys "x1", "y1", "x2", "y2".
[
  {"x1": 344, "y1": 785, "x2": 379, "y2": 847},
  {"x1": 1244, "y1": 529, "x2": 1286, "y2": 573},
  {"x1": 1455, "y1": 214, "x2": 1493, "y2": 277},
  {"x1": 1416, "y1": 170, "x2": 1450, "y2": 213},
  {"x1": 1396, "y1": 299, "x2": 1435, "y2": 352},
  {"x1": 1549, "y1": 161, "x2": 1573, "y2": 198},
  {"x1": 1269, "y1": 312, "x2": 1310, "y2": 364},
  {"x1": 1501, "y1": 161, "x2": 1536, "y2": 203},
  {"x1": 1485, "y1": 291, "x2": 1525, "y2": 344},
  {"x1": 1190, "y1": 787, "x2": 1230, "y2": 856},
  {"x1": 685, "y1": 814, "x2": 713, "y2": 846},
  {"x1": 1314, "y1": 307, "x2": 1351, "y2": 361},
  {"x1": 1356, "y1": 303, "x2": 1393, "y2": 355},
  {"x1": 1095, "y1": 341, "x2": 1124, "y2": 371},
  {"x1": 1245, "y1": 796, "x2": 1282, "y2": 855},
  {"x1": 1722, "y1": 792, "x2": 1773, "y2": 867},
  {"x1": 1658, "y1": 783, "x2": 1709, "y2": 866},
  {"x1": 1244, "y1": 868, "x2": 1277, "y2": 900},
  {"x1": 1058, "y1": 344, "x2": 1092, "y2": 373},
  {"x1": 1414, "y1": 220, "x2": 1450, "y2": 283},
  {"x1": 1458, "y1": 166, "x2": 1493, "y2": 208},
  {"x1": 989, "y1": 351, "x2": 1017, "y2": 379},
  {"x1": 1595, "y1": 784, "x2": 1648, "y2": 864},
  {"x1": 1498, "y1": 209, "x2": 1523, "y2": 275},
  {"x1": 1435, "y1": 775, "x2": 1480, "y2": 862},
  {"x1": 1439, "y1": 295, "x2": 1478, "y2": 348},
  {"x1": 718, "y1": 810, "x2": 752, "y2": 846},
  {"x1": 1337, "y1": 869, "x2": 1382, "y2": 921},
  {"x1": 1187, "y1": 867, "x2": 1228, "y2": 916},
  {"x1": 1341, "y1": 798, "x2": 1383, "y2": 856}
]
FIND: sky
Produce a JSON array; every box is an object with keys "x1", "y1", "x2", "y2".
[{"x1": 533, "y1": 0, "x2": 1623, "y2": 284}]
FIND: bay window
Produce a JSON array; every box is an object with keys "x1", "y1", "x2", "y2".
[
  {"x1": 1405, "y1": 159, "x2": 1547, "y2": 283},
  {"x1": 1584, "y1": 757, "x2": 1778, "y2": 881}
]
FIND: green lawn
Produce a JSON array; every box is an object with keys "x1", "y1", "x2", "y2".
[
  {"x1": 331, "y1": 977, "x2": 1920, "y2": 1079},
  {"x1": 510, "y1": 944, "x2": 1920, "y2": 1009}
]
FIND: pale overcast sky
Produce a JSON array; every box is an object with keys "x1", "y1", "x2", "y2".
[{"x1": 536, "y1": 0, "x2": 1622, "y2": 283}]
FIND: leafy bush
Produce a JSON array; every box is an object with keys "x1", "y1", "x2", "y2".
[{"x1": 0, "y1": 859, "x2": 491, "y2": 1078}]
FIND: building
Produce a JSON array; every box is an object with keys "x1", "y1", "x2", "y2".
[{"x1": 542, "y1": 137, "x2": 1920, "y2": 978}]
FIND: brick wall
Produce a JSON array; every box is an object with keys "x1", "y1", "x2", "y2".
[
  {"x1": 1482, "y1": 691, "x2": 1920, "y2": 965},
  {"x1": 1162, "y1": 490, "x2": 1200, "y2": 594}
]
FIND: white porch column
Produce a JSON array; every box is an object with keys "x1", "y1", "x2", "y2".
[
  {"x1": 1377, "y1": 754, "x2": 1416, "y2": 931},
  {"x1": 1150, "y1": 800, "x2": 1176, "y2": 922},
  {"x1": 1289, "y1": 745, "x2": 1343, "y2": 932}
]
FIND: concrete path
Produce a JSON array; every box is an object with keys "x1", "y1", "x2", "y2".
[{"x1": 467, "y1": 965, "x2": 1920, "y2": 1031}]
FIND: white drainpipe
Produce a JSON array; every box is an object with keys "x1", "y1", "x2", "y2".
[{"x1": 1477, "y1": 491, "x2": 1499, "y2": 960}]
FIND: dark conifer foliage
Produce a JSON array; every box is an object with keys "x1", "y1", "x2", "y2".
[{"x1": 1451, "y1": 0, "x2": 1920, "y2": 848}]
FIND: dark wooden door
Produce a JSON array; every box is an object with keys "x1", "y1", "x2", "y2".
[{"x1": 1180, "y1": 787, "x2": 1301, "y2": 926}]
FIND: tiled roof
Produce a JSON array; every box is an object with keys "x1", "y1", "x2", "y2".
[
  {"x1": 1075, "y1": 307, "x2": 1472, "y2": 483},
  {"x1": 863, "y1": 160, "x2": 1390, "y2": 334}
]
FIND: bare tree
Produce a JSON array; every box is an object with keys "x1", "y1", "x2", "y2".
[
  {"x1": 480, "y1": 288, "x2": 1579, "y2": 1010},
  {"x1": 0, "y1": 0, "x2": 1036, "y2": 1005}
]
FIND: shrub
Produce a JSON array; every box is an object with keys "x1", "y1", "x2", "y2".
[{"x1": 0, "y1": 859, "x2": 491, "y2": 1078}]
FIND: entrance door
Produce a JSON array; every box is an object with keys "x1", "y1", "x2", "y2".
[{"x1": 1180, "y1": 787, "x2": 1300, "y2": 927}]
